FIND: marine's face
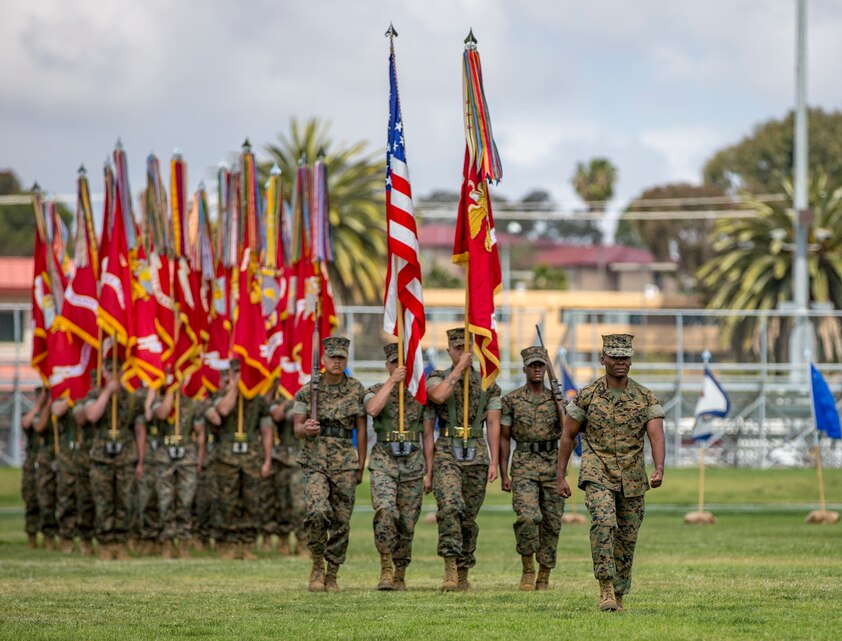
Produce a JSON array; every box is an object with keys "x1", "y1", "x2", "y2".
[
  {"x1": 601, "y1": 353, "x2": 632, "y2": 378},
  {"x1": 446, "y1": 343, "x2": 464, "y2": 365},
  {"x1": 323, "y1": 354, "x2": 347, "y2": 376},
  {"x1": 385, "y1": 360, "x2": 398, "y2": 375},
  {"x1": 524, "y1": 361, "x2": 546, "y2": 383}
]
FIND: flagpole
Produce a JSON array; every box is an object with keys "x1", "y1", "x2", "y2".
[
  {"x1": 396, "y1": 257, "x2": 406, "y2": 435},
  {"x1": 803, "y1": 356, "x2": 838, "y2": 523},
  {"x1": 462, "y1": 263, "x2": 470, "y2": 445},
  {"x1": 110, "y1": 333, "x2": 118, "y2": 440},
  {"x1": 97, "y1": 327, "x2": 103, "y2": 387}
]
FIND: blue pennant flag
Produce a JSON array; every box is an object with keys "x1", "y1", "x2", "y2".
[
  {"x1": 810, "y1": 363, "x2": 842, "y2": 440},
  {"x1": 691, "y1": 367, "x2": 730, "y2": 441},
  {"x1": 560, "y1": 363, "x2": 582, "y2": 457}
]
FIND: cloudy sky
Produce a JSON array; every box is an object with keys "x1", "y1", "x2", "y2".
[{"x1": 2, "y1": 0, "x2": 842, "y2": 214}]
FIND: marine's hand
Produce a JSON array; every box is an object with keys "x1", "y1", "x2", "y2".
[
  {"x1": 261, "y1": 460, "x2": 271, "y2": 478},
  {"x1": 356, "y1": 468, "x2": 364, "y2": 485},
  {"x1": 389, "y1": 366, "x2": 407, "y2": 384},
  {"x1": 557, "y1": 476, "x2": 572, "y2": 498},
  {"x1": 423, "y1": 472, "x2": 432, "y2": 494},
  {"x1": 135, "y1": 462, "x2": 143, "y2": 481},
  {"x1": 106, "y1": 379, "x2": 121, "y2": 394},
  {"x1": 650, "y1": 467, "x2": 664, "y2": 488},
  {"x1": 304, "y1": 419, "x2": 321, "y2": 438},
  {"x1": 501, "y1": 474, "x2": 511, "y2": 492},
  {"x1": 486, "y1": 465, "x2": 498, "y2": 484}
]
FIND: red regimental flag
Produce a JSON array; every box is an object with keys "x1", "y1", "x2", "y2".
[
  {"x1": 452, "y1": 148, "x2": 502, "y2": 390},
  {"x1": 172, "y1": 256, "x2": 201, "y2": 385},
  {"x1": 48, "y1": 331, "x2": 93, "y2": 403},
  {"x1": 97, "y1": 184, "x2": 133, "y2": 348},
  {"x1": 125, "y1": 248, "x2": 165, "y2": 389},
  {"x1": 152, "y1": 252, "x2": 175, "y2": 370},
  {"x1": 31, "y1": 221, "x2": 51, "y2": 382},
  {"x1": 232, "y1": 249, "x2": 271, "y2": 398},
  {"x1": 59, "y1": 262, "x2": 99, "y2": 349}
]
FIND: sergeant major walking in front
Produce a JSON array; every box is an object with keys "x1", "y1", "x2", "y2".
[
  {"x1": 557, "y1": 334, "x2": 665, "y2": 611},
  {"x1": 294, "y1": 336, "x2": 367, "y2": 593}
]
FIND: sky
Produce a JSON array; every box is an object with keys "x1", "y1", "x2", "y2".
[{"x1": 2, "y1": 0, "x2": 842, "y2": 216}]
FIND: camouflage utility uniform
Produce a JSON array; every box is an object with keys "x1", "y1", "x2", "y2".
[
  {"x1": 55, "y1": 409, "x2": 95, "y2": 548},
  {"x1": 85, "y1": 388, "x2": 147, "y2": 545},
  {"x1": 136, "y1": 419, "x2": 162, "y2": 550},
  {"x1": 208, "y1": 394, "x2": 271, "y2": 545},
  {"x1": 502, "y1": 383, "x2": 564, "y2": 569},
  {"x1": 426, "y1": 367, "x2": 501, "y2": 570},
  {"x1": 264, "y1": 402, "x2": 307, "y2": 552},
  {"x1": 35, "y1": 416, "x2": 58, "y2": 542},
  {"x1": 192, "y1": 431, "x2": 216, "y2": 548},
  {"x1": 566, "y1": 376, "x2": 664, "y2": 597},
  {"x1": 366, "y1": 382, "x2": 426, "y2": 572},
  {"x1": 151, "y1": 394, "x2": 205, "y2": 547},
  {"x1": 294, "y1": 375, "x2": 365, "y2": 567},
  {"x1": 21, "y1": 419, "x2": 40, "y2": 542}
]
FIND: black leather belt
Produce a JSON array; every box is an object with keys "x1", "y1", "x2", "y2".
[
  {"x1": 320, "y1": 425, "x2": 354, "y2": 439},
  {"x1": 516, "y1": 439, "x2": 559, "y2": 453}
]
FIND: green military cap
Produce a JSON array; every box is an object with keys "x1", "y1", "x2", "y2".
[
  {"x1": 323, "y1": 336, "x2": 350, "y2": 358},
  {"x1": 521, "y1": 346, "x2": 549, "y2": 366},
  {"x1": 229, "y1": 358, "x2": 241, "y2": 372},
  {"x1": 602, "y1": 334, "x2": 634, "y2": 357},
  {"x1": 446, "y1": 327, "x2": 469, "y2": 347},
  {"x1": 383, "y1": 343, "x2": 399, "y2": 363}
]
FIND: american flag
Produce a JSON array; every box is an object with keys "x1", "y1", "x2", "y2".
[{"x1": 383, "y1": 39, "x2": 426, "y2": 404}]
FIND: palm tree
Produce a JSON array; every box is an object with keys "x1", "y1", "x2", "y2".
[
  {"x1": 264, "y1": 118, "x2": 386, "y2": 304},
  {"x1": 696, "y1": 172, "x2": 842, "y2": 361},
  {"x1": 571, "y1": 158, "x2": 618, "y2": 212}
]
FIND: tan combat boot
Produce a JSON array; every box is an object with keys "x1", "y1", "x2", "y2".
[
  {"x1": 535, "y1": 565, "x2": 551, "y2": 591},
  {"x1": 261, "y1": 536, "x2": 274, "y2": 553},
  {"x1": 114, "y1": 542, "x2": 129, "y2": 560},
  {"x1": 599, "y1": 579, "x2": 618, "y2": 611},
  {"x1": 191, "y1": 538, "x2": 206, "y2": 552},
  {"x1": 277, "y1": 533, "x2": 292, "y2": 556},
  {"x1": 393, "y1": 564, "x2": 407, "y2": 591},
  {"x1": 43, "y1": 535, "x2": 56, "y2": 551},
  {"x1": 457, "y1": 567, "x2": 472, "y2": 591},
  {"x1": 377, "y1": 552, "x2": 395, "y2": 591},
  {"x1": 79, "y1": 539, "x2": 94, "y2": 556},
  {"x1": 296, "y1": 536, "x2": 310, "y2": 558},
  {"x1": 161, "y1": 540, "x2": 175, "y2": 559},
  {"x1": 27, "y1": 534, "x2": 37, "y2": 549},
  {"x1": 97, "y1": 542, "x2": 111, "y2": 561},
  {"x1": 615, "y1": 593, "x2": 624, "y2": 611},
  {"x1": 216, "y1": 542, "x2": 237, "y2": 560},
  {"x1": 441, "y1": 557, "x2": 458, "y2": 591},
  {"x1": 178, "y1": 539, "x2": 191, "y2": 560},
  {"x1": 519, "y1": 555, "x2": 536, "y2": 591},
  {"x1": 241, "y1": 542, "x2": 258, "y2": 561},
  {"x1": 309, "y1": 554, "x2": 326, "y2": 592},
  {"x1": 60, "y1": 538, "x2": 75, "y2": 555},
  {"x1": 325, "y1": 562, "x2": 341, "y2": 593}
]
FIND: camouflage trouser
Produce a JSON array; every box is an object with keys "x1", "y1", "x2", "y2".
[
  {"x1": 303, "y1": 468, "x2": 357, "y2": 566},
  {"x1": 512, "y1": 475, "x2": 565, "y2": 568},
  {"x1": 73, "y1": 449, "x2": 95, "y2": 541},
  {"x1": 157, "y1": 456, "x2": 198, "y2": 542},
  {"x1": 193, "y1": 458, "x2": 216, "y2": 543},
  {"x1": 213, "y1": 456, "x2": 261, "y2": 544},
  {"x1": 584, "y1": 482, "x2": 645, "y2": 595},
  {"x1": 371, "y1": 470, "x2": 424, "y2": 567},
  {"x1": 259, "y1": 459, "x2": 283, "y2": 537},
  {"x1": 90, "y1": 460, "x2": 137, "y2": 544},
  {"x1": 432, "y1": 457, "x2": 488, "y2": 569},
  {"x1": 56, "y1": 450, "x2": 80, "y2": 541},
  {"x1": 137, "y1": 454, "x2": 161, "y2": 542},
  {"x1": 35, "y1": 452, "x2": 58, "y2": 537},
  {"x1": 278, "y1": 465, "x2": 306, "y2": 541},
  {"x1": 22, "y1": 458, "x2": 39, "y2": 536}
]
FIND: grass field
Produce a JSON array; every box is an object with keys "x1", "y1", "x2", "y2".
[{"x1": 1, "y1": 467, "x2": 841, "y2": 641}]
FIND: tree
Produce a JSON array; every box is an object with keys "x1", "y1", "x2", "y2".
[
  {"x1": 703, "y1": 108, "x2": 842, "y2": 194},
  {"x1": 530, "y1": 263, "x2": 568, "y2": 291},
  {"x1": 264, "y1": 118, "x2": 386, "y2": 305},
  {"x1": 617, "y1": 182, "x2": 726, "y2": 291},
  {"x1": 571, "y1": 157, "x2": 618, "y2": 211},
  {"x1": 0, "y1": 170, "x2": 72, "y2": 257},
  {"x1": 696, "y1": 172, "x2": 842, "y2": 361}
]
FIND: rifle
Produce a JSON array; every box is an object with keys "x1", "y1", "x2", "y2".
[{"x1": 535, "y1": 325, "x2": 567, "y2": 419}]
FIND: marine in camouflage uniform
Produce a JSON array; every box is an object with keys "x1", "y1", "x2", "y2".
[
  {"x1": 21, "y1": 389, "x2": 47, "y2": 548},
  {"x1": 52, "y1": 396, "x2": 95, "y2": 555},
  {"x1": 83, "y1": 360, "x2": 149, "y2": 560},
  {"x1": 365, "y1": 343, "x2": 433, "y2": 591},
  {"x1": 559, "y1": 334, "x2": 666, "y2": 611},
  {"x1": 294, "y1": 336, "x2": 367, "y2": 593},
  {"x1": 34, "y1": 396, "x2": 58, "y2": 550},
  {"x1": 425, "y1": 327, "x2": 502, "y2": 591},
  {"x1": 136, "y1": 389, "x2": 161, "y2": 554},
  {"x1": 204, "y1": 360, "x2": 273, "y2": 560},
  {"x1": 500, "y1": 346, "x2": 564, "y2": 591},
  {"x1": 191, "y1": 429, "x2": 217, "y2": 550},
  {"x1": 151, "y1": 386, "x2": 206, "y2": 558},
  {"x1": 266, "y1": 397, "x2": 308, "y2": 556}
]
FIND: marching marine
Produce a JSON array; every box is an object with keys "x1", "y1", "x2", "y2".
[
  {"x1": 364, "y1": 342, "x2": 433, "y2": 591},
  {"x1": 294, "y1": 336, "x2": 367, "y2": 593},
  {"x1": 558, "y1": 334, "x2": 666, "y2": 611},
  {"x1": 425, "y1": 327, "x2": 501, "y2": 591},
  {"x1": 21, "y1": 388, "x2": 47, "y2": 548},
  {"x1": 500, "y1": 346, "x2": 564, "y2": 591}
]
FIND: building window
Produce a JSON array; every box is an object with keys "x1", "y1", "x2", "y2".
[{"x1": 0, "y1": 310, "x2": 24, "y2": 343}]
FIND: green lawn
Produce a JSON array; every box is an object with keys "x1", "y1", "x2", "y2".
[{"x1": 1, "y1": 467, "x2": 840, "y2": 641}]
